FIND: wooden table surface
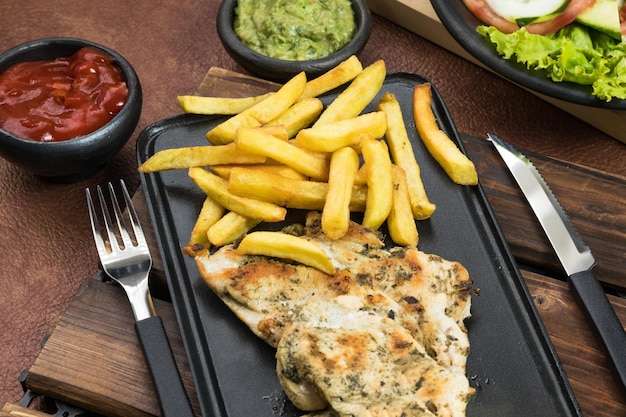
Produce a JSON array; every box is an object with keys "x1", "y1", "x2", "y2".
[{"x1": 14, "y1": 68, "x2": 626, "y2": 417}]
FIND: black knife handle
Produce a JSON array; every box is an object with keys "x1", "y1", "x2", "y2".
[
  {"x1": 135, "y1": 316, "x2": 195, "y2": 417},
  {"x1": 568, "y1": 270, "x2": 626, "y2": 398}
]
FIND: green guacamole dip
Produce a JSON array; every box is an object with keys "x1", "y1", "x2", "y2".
[{"x1": 234, "y1": 0, "x2": 356, "y2": 61}]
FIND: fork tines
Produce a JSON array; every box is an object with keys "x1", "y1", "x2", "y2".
[{"x1": 86, "y1": 180, "x2": 146, "y2": 255}]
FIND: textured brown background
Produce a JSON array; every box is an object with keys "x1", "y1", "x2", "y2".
[{"x1": 1, "y1": 0, "x2": 625, "y2": 405}]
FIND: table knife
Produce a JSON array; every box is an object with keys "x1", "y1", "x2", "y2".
[{"x1": 488, "y1": 133, "x2": 626, "y2": 397}]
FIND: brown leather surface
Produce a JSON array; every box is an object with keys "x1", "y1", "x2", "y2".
[{"x1": 1, "y1": 0, "x2": 626, "y2": 407}]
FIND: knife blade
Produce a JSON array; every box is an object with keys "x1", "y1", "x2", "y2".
[{"x1": 488, "y1": 133, "x2": 626, "y2": 397}]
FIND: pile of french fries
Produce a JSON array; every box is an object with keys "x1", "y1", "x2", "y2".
[{"x1": 139, "y1": 56, "x2": 478, "y2": 270}]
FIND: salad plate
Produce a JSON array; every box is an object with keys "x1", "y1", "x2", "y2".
[
  {"x1": 138, "y1": 73, "x2": 582, "y2": 417},
  {"x1": 431, "y1": 0, "x2": 626, "y2": 110}
]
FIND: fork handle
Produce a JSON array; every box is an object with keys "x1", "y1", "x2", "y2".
[{"x1": 135, "y1": 316, "x2": 196, "y2": 417}]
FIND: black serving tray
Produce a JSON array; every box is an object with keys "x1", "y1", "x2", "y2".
[{"x1": 138, "y1": 73, "x2": 582, "y2": 417}]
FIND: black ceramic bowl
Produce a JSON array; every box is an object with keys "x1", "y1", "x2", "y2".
[
  {"x1": 0, "y1": 37, "x2": 142, "y2": 182},
  {"x1": 217, "y1": 0, "x2": 371, "y2": 82}
]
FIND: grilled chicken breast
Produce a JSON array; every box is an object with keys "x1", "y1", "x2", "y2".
[
  {"x1": 193, "y1": 211, "x2": 475, "y2": 416},
  {"x1": 195, "y1": 212, "x2": 473, "y2": 368}
]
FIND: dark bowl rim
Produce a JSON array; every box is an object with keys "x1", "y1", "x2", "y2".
[
  {"x1": 216, "y1": 0, "x2": 372, "y2": 75},
  {"x1": 0, "y1": 36, "x2": 142, "y2": 146}
]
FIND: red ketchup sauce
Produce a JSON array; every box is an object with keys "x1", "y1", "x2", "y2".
[{"x1": 0, "y1": 47, "x2": 128, "y2": 142}]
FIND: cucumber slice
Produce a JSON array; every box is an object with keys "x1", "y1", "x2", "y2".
[
  {"x1": 576, "y1": 0, "x2": 622, "y2": 40},
  {"x1": 485, "y1": 0, "x2": 570, "y2": 22},
  {"x1": 516, "y1": 12, "x2": 561, "y2": 27}
]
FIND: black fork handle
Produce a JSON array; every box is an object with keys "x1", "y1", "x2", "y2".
[{"x1": 135, "y1": 316, "x2": 196, "y2": 417}]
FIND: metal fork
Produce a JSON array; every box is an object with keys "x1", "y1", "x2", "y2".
[{"x1": 86, "y1": 180, "x2": 195, "y2": 417}]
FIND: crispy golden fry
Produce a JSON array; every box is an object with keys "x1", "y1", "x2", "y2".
[
  {"x1": 258, "y1": 165, "x2": 309, "y2": 180},
  {"x1": 237, "y1": 231, "x2": 335, "y2": 275},
  {"x1": 299, "y1": 55, "x2": 363, "y2": 100},
  {"x1": 294, "y1": 111, "x2": 388, "y2": 153},
  {"x1": 187, "y1": 196, "x2": 225, "y2": 247},
  {"x1": 286, "y1": 140, "x2": 331, "y2": 162},
  {"x1": 177, "y1": 93, "x2": 272, "y2": 115},
  {"x1": 322, "y1": 147, "x2": 359, "y2": 240},
  {"x1": 235, "y1": 126, "x2": 329, "y2": 181},
  {"x1": 138, "y1": 143, "x2": 266, "y2": 173},
  {"x1": 257, "y1": 124, "x2": 289, "y2": 141},
  {"x1": 211, "y1": 164, "x2": 308, "y2": 181},
  {"x1": 266, "y1": 97, "x2": 324, "y2": 138},
  {"x1": 413, "y1": 83, "x2": 478, "y2": 186},
  {"x1": 313, "y1": 60, "x2": 386, "y2": 126},
  {"x1": 354, "y1": 164, "x2": 367, "y2": 185},
  {"x1": 353, "y1": 136, "x2": 391, "y2": 187},
  {"x1": 208, "y1": 211, "x2": 261, "y2": 246},
  {"x1": 361, "y1": 135, "x2": 393, "y2": 230},
  {"x1": 209, "y1": 165, "x2": 235, "y2": 180},
  {"x1": 225, "y1": 125, "x2": 289, "y2": 145},
  {"x1": 387, "y1": 165, "x2": 419, "y2": 247},
  {"x1": 206, "y1": 72, "x2": 307, "y2": 145},
  {"x1": 228, "y1": 167, "x2": 367, "y2": 211},
  {"x1": 378, "y1": 92, "x2": 436, "y2": 220},
  {"x1": 188, "y1": 167, "x2": 286, "y2": 222}
]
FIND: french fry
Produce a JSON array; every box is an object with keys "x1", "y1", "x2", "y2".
[
  {"x1": 138, "y1": 143, "x2": 266, "y2": 173},
  {"x1": 413, "y1": 83, "x2": 478, "y2": 186},
  {"x1": 378, "y1": 92, "x2": 436, "y2": 220},
  {"x1": 188, "y1": 167, "x2": 286, "y2": 222},
  {"x1": 294, "y1": 111, "x2": 388, "y2": 153},
  {"x1": 313, "y1": 60, "x2": 386, "y2": 126},
  {"x1": 208, "y1": 211, "x2": 261, "y2": 246},
  {"x1": 211, "y1": 164, "x2": 308, "y2": 181},
  {"x1": 354, "y1": 137, "x2": 390, "y2": 186},
  {"x1": 228, "y1": 167, "x2": 367, "y2": 211},
  {"x1": 209, "y1": 165, "x2": 235, "y2": 180},
  {"x1": 387, "y1": 165, "x2": 419, "y2": 247},
  {"x1": 256, "y1": 124, "x2": 289, "y2": 141},
  {"x1": 187, "y1": 196, "x2": 225, "y2": 247},
  {"x1": 237, "y1": 231, "x2": 335, "y2": 275},
  {"x1": 206, "y1": 72, "x2": 307, "y2": 145},
  {"x1": 299, "y1": 55, "x2": 363, "y2": 100},
  {"x1": 354, "y1": 164, "x2": 368, "y2": 185},
  {"x1": 361, "y1": 135, "x2": 393, "y2": 230},
  {"x1": 235, "y1": 126, "x2": 330, "y2": 181},
  {"x1": 266, "y1": 97, "x2": 324, "y2": 138},
  {"x1": 177, "y1": 93, "x2": 272, "y2": 115},
  {"x1": 233, "y1": 125, "x2": 295, "y2": 150},
  {"x1": 322, "y1": 147, "x2": 359, "y2": 240},
  {"x1": 286, "y1": 140, "x2": 331, "y2": 162}
]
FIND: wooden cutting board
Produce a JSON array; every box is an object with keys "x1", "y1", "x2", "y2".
[
  {"x1": 365, "y1": 0, "x2": 626, "y2": 144},
  {"x1": 21, "y1": 68, "x2": 626, "y2": 417}
]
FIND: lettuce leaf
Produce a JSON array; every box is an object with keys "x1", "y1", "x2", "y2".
[{"x1": 477, "y1": 24, "x2": 626, "y2": 102}]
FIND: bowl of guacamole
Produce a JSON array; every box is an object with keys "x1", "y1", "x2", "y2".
[{"x1": 217, "y1": 0, "x2": 371, "y2": 82}]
